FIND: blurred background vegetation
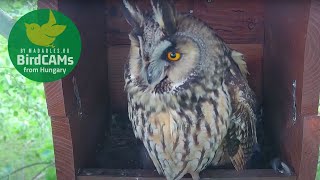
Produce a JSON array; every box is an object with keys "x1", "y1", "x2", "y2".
[
  {"x1": 317, "y1": 104, "x2": 320, "y2": 180},
  {"x1": 0, "y1": 0, "x2": 56, "y2": 179},
  {"x1": 317, "y1": 147, "x2": 320, "y2": 180}
]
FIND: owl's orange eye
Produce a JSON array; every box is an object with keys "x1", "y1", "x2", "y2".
[{"x1": 167, "y1": 52, "x2": 181, "y2": 61}]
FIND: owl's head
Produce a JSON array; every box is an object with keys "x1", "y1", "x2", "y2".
[{"x1": 123, "y1": 0, "x2": 230, "y2": 93}]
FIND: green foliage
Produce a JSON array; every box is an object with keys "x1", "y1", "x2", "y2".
[
  {"x1": 317, "y1": 147, "x2": 320, "y2": 180},
  {"x1": 0, "y1": 1, "x2": 56, "y2": 179},
  {"x1": 0, "y1": 0, "x2": 37, "y2": 20}
]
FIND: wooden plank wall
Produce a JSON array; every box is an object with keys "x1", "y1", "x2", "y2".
[
  {"x1": 264, "y1": 1, "x2": 320, "y2": 180},
  {"x1": 301, "y1": 0, "x2": 320, "y2": 116},
  {"x1": 106, "y1": 0, "x2": 265, "y2": 112},
  {"x1": 298, "y1": 116, "x2": 320, "y2": 180},
  {"x1": 264, "y1": 1, "x2": 309, "y2": 174},
  {"x1": 299, "y1": 0, "x2": 320, "y2": 179},
  {"x1": 40, "y1": 1, "x2": 109, "y2": 180},
  {"x1": 37, "y1": 2, "x2": 76, "y2": 180}
]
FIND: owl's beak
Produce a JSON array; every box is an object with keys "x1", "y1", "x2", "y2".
[{"x1": 146, "y1": 61, "x2": 169, "y2": 85}]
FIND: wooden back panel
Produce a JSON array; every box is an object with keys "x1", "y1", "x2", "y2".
[{"x1": 106, "y1": 0, "x2": 265, "y2": 113}]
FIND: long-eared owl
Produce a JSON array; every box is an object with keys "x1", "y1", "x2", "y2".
[{"x1": 123, "y1": 0, "x2": 258, "y2": 179}]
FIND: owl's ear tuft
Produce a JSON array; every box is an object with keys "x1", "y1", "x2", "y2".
[
  {"x1": 122, "y1": 0, "x2": 144, "y2": 28},
  {"x1": 151, "y1": 0, "x2": 176, "y2": 35}
]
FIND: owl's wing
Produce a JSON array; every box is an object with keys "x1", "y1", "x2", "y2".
[
  {"x1": 226, "y1": 99, "x2": 257, "y2": 171},
  {"x1": 224, "y1": 52, "x2": 258, "y2": 171},
  {"x1": 231, "y1": 50, "x2": 249, "y2": 79}
]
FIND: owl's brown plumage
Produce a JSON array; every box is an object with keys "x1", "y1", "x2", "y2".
[{"x1": 123, "y1": 0, "x2": 258, "y2": 179}]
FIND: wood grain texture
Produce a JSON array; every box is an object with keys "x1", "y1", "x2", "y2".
[
  {"x1": 301, "y1": 0, "x2": 320, "y2": 116},
  {"x1": 77, "y1": 169, "x2": 295, "y2": 180},
  {"x1": 39, "y1": 0, "x2": 77, "y2": 179},
  {"x1": 298, "y1": 116, "x2": 320, "y2": 180},
  {"x1": 108, "y1": 44, "x2": 263, "y2": 112},
  {"x1": 39, "y1": 0, "x2": 64, "y2": 118},
  {"x1": 263, "y1": 0, "x2": 311, "y2": 179},
  {"x1": 51, "y1": 116, "x2": 76, "y2": 180},
  {"x1": 42, "y1": 1, "x2": 110, "y2": 180},
  {"x1": 106, "y1": 0, "x2": 264, "y2": 45},
  {"x1": 194, "y1": 0, "x2": 265, "y2": 44},
  {"x1": 44, "y1": 81, "x2": 67, "y2": 117}
]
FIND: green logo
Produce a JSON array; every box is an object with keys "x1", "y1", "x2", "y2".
[
  {"x1": 8, "y1": 9, "x2": 81, "y2": 82},
  {"x1": 25, "y1": 10, "x2": 66, "y2": 48}
]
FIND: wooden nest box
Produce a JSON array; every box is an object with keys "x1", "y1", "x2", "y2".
[{"x1": 40, "y1": 0, "x2": 320, "y2": 179}]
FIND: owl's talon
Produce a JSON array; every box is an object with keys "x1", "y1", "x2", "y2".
[{"x1": 271, "y1": 158, "x2": 292, "y2": 176}]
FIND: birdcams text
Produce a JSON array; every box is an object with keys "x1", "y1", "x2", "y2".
[
  {"x1": 17, "y1": 48, "x2": 74, "y2": 65},
  {"x1": 17, "y1": 54, "x2": 74, "y2": 65},
  {"x1": 18, "y1": 48, "x2": 72, "y2": 75}
]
